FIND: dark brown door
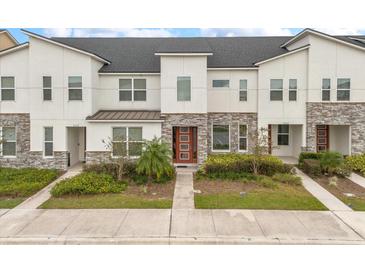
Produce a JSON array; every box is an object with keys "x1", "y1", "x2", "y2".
[
  {"x1": 174, "y1": 127, "x2": 197, "y2": 164},
  {"x1": 316, "y1": 125, "x2": 329, "y2": 152}
]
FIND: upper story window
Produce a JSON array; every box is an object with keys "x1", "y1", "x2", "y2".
[
  {"x1": 239, "y1": 124, "x2": 248, "y2": 151},
  {"x1": 212, "y1": 80, "x2": 230, "y2": 88},
  {"x1": 119, "y1": 79, "x2": 147, "y2": 101},
  {"x1": 1, "y1": 127, "x2": 16, "y2": 157},
  {"x1": 239, "y1": 80, "x2": 247, "y2": 101},
  {"x1": 337, "y1": 78, "x2": 350, "y2": 101},
  {"x1": 277, "y1": 125, "x2": 289, "y2": 146},
  {"x1": 68, "y1": 76, "x2": 82, "y2": 101},
  {"x1": 43, "y1": 76, "x2": 52, "y2": 101},
  {"x1": 1, "y1": 76, "x2": 15, "y2": 101},
  {"x1": 177, "y1": 76, "x2": 191, "y2": 101},
  {"x1": 270, "y1": 79, "x2": 283, "y2": 101},
  {"x1": 289, "y1": 79, "x2": 297, "y2": 101},
  {"x1": 112, "y1": 127, "x2": 143, "y2": 157},
  {"x1": 322, "y1": 79, "x2": 331, "y2": 101},
  {"x1": 212, "y1": 124, "x2": 230, "y2": 151},
  {"x1": 44, "y1": 127, "x2": 53, "y2": 157}
]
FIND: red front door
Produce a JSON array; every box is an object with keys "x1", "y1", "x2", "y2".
[
  {"x1": 173, "y1": 127, "x2": 197, "y2": 164},
  {"x1": 316, "y1": 125, "x2": 329, "y2": 152}
]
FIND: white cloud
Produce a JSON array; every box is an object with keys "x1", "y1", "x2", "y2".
[
  {"x1": 200, "y1": 28, "x2": 295, "y2": 37},
  {"x1": 43, "y1": 28, "x2": 73, "y2": 37},
  {"x1": 314, "y1": 28, "x2": 365, "y2": 35}
]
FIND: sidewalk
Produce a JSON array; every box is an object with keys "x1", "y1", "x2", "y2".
[
  {"x1": 172, "y1": 169, "x2": 195, "y2": 209},
  {"x1": 14, "y1": 164, "x2": 83, "y2": 210},
  {"x1": 348, "y1": 172, "x2": 365, "y2": 189}
]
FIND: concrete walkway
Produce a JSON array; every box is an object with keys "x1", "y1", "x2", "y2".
[
  {"x1": 295, "y1": 168, "x2": 352, "y2": 211},
  {"x1": 172, "y1": 169, "x2": 195, "y2": 209},
  {"x1": 14, "y1": 164, "x2": 83, "y2": 210},
  {"x1": 348, "y1": 173, "x2": 365, "y2": 189}
]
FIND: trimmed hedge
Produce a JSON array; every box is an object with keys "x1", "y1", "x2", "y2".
[
  {"x1": 298, "y1": 152, "x2": 322, "y2": 164},
  {"x1": 83, "y1": 161, "x2": 138, "y2": 180},
  {"x1": 201, "y1": 153, "x2": 291, "y2": 176},
  {"x1": 345, "y1": 154, "x2": 365, "y2": 176},
  {"x1": 302, "y1": 159, "x2": 321, "y2": 176},
  {"x1": 51, "y1": 172, "x2": 126, "y2": 197},
  {"x1": 0, "y1": 168, "x2": 59, "y2": 197}
]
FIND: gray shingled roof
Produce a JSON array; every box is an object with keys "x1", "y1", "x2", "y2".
[
  {"x1": 86, "y1": 110, "x2": 162, "y2": 121},
  {"x1": 51, "y1": 34, "x2": 365, "y2": 73}
]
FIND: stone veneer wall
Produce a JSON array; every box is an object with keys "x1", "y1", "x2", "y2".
[
  {"x1": 161, "y1": 113, "x2": 208, "y2": 164},
  {"x1": 306, "y1": 103, "x2": 365, "y2": 154},
  {"x1": 0, "y1": 113, "x2": 67, "y2": 170},
  {"x1": 85, "y1": 151, "x2": 112, "y2": 165},
  {"x1": 207, "y1": 113, "x2": 258, "y2": 153}
]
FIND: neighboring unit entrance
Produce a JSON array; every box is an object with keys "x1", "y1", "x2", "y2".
[
  {"x1": 316, "y1": 125, "x2": 329, "y2": 152},
  {"x1": 173, "y1": 126, "x2": 198, "y2": 164}
]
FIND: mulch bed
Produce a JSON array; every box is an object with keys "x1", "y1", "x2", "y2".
[
  {"x1": 194, "y1": 180, "x2": 258, "y2": 195},
  {"x1": 124, "y1": 180, "x2": 175, "y2": 200},
  {"x1": 315, "y1": 175, "x2": 365, "y2": 199}
]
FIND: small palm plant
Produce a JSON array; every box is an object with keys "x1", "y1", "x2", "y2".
[{"x1": 136, "y1": 137, "x2": 173, "y2": 183}]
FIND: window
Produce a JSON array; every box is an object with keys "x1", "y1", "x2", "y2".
[
  {"x1": 1, "y1": 76, "x2": 15, "y2": 101},
  {"x1": 44, "y1": 127, "x2": 53, "y2": 157},
  {"x1": 239, "y1": 125, "x2": 248, "y2": 151},
  {"x1": 322, "y1": 79, "x2": 331, "y2": 101},
  {"x1": 337, "y1": 78, "x2": 350, "y2": 101},
  {"x1": 212, "y1": 80, "x2": 230, "y2": 88},
  {"x1": 277, "y1": 125, "x2": 289, "y2": 146},
  {"x1": 68, "y1": 76, "x2": 82, "y2": 100},
  {"x1": 43, "y1": 76, "x2": 52, "y2": 101},
  {"x1": 270, "y1": 79, "x2": 283, "y2": 101},
  {"x1": 177, "y1": 76, "x2": 191, "y2": 101},
  {"x1": 119, "y1": 79, "x2": 146, "y2": 101},
  {"x1": 212, "y1": 125, "x2": 230, "y2": 151},
  {"x1": 239, "y1": 80, "x2": 247, "y2": 101},
  {"x1": 289, "y1": 79, "x2": 297, "y2": 101},
  {"x1": 112, "y1": 127, "x2": 143, "y2": 157},
  {"x1": 1, "y1": 127, "x2": 16, "y2": 156}
]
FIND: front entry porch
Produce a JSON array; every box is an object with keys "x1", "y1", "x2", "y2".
[
  {"x1": 172, "y1": 126, "x2": 198, "y2": 165},
  {"x1": 316, "y1": 125, "x2": 351, "y2": 156},
  {"x1": 268, "y1": 124, "x2": 303, "y2": 159},
  {"x1": 66, "y1": 127, "x2": 86, "y2": 168}
]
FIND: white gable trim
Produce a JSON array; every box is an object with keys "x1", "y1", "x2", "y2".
[
  {"x1": 254, "y1": 45, "x2": 310, "y2": 66},
  {"x1": 21, "y1": 29, "x2": 111, "y2": 64},
  {"x1": 155, "y1": 52, "x2": 213, "y2": 56},
  {"x1": 0, "y1": 43, "x2": 29, "y2": 56}
]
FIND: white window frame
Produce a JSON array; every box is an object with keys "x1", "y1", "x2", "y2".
[
  {"x1": 270, "y1": 79, "x2": 283, "y2": 101},
  {"x1": 68, "y1": 76, "x2": 83, "y2": 101},
  {"x1": 111, "y1": 127, "x2": 143, "y2": 158},
  {"x1": 177, "y1": 76, "x2": 191, "y2": 102},
  {"x1": 119, "y1": 78, "x2": 147, "y2": 102},
  {"x1": 43, "y1": 76, "x2": 52, "y2": 101},
  {"x1": 277, "y1": 124, "x2": 290, "y2": 146},
  {"x1": 43, "y1": 126, "x2": 54, "y2": 158},
  {"x1": 211, "y1": 124, "x2": 231, "y2": 152},
  {"x1": 238, "y1": 124, "x2": 248, "y2": 152},
  {"x1": 212, "y1": 79, "x2": 230, "y2": 88},
  {"x1": 1, "y1": 76, "x2": 15, "y2": 101},
  {"x1": 0, "y1": 126, "x2": 16, "y2": 158},
  {"x1": 239, "y1": 79, "x2": 248, "y2": 101},
  {"x1": 337, "y1": 78, "x2": 351, "y2": 101},
  {"x1": 322, "y1": 78, "x2": 331, "y2": 101},
  {"x1": 289, "y1": 79, "x2": 297, "y2": 101}
]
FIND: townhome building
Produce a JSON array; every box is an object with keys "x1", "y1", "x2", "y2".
[{"x1": 1, "y1": 28, "x2": 365, "y2": 170}]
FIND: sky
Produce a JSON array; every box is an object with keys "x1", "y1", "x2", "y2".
[{"x1": 5, "y1": 28, "x2": 365, "y2": 43}]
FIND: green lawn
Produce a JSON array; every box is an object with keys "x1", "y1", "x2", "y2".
[
  {"x1": 340, "y1": 197, "x2": 365, "y2": 211},
  {"x1": 0, "y1": 197, "x2": 26, "y2": 209},
  {"x1": 40, "y1": 193, "x2": 172, "y2": 209},
  {"x1": 195, "y1": 184, "x2": 327, "y2": 210}
]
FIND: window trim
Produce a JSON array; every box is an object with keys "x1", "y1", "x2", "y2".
[
  {"x1": 42, "y1": 76, "x2": 52, "y2": 101},
  {"x1": 212, "y1": 79, "x2": 230, "y2": 88},
  {"x1": 177, "y1": 75, "x2": 192, "y2": 102},
  {"x1": 43, "y1": 126, "x2": 54, "y2": 158},
  {"x1": 238, "y1": 124, "x2": 248, "y2": 152},
  {"x1": 111, "y1": 126, "x2": 143, "y2": 158},
  {"x1": 337, "y1": 78, "x2": 351, "y2": 101},
  {"x1": 270, "y1": 79, "x2": 283, "y2": 101},
  {"x1": 1, "y1": 76, "x2": 16, "y2": 101},
  {"x1": 68, "y1": 76, "x2": 83, "y2": 101},
  {"x1": 119, "y1": 78, "x2": 147, "y2": 102},
  {"x1": 211, "y1": 124, "x2": 231, "y2": 152},
  {"x1": 277, "y1": 124, "x2": 290, "y2": 146},
  {"x1": 288, "y1": 79, "x2": 297, "y2": 101},
  {"x1": 239, "y1": 79, "x2": 248, "y2": 102},
  {"x1": 1, "y1": 126, "x2": 17, "y2": 158},
  {"x1": 322, "y1": 78, "x2": 331, "y2": 101}
]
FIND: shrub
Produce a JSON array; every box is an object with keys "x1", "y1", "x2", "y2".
[
  {"x1": 195, "y1": 170, "x2": 258, "y2": 182},
  {"x1": 298, "y1": 152, "x2": 322, "y2": 165},
  {"x1": 202, "y1": 153, "x2": 291, "y2": 176},
  {"x1": 83, "y1": 163, "x2": 119, "y2": 179},
  {"x1": 272, "y1": 173, "x2": 302, "y2": 186},
  {"x1": 256, "y1": 176, "x2": 278, "y2": 189},
  {"x1": 345, "y1": 154, "x2": 365, "y2": 176},
  {"x1": 51, "y1": 172, "x2": 126, "y2": 197},
  {"x1": 320, "y1": 151, "x2": 344, "y2": 175},
  {"x1": 302, "y1": 159, "x2": 321, "y2": 176}
]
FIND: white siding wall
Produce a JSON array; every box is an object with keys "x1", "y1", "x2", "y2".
[
  {"x1": 207, "y1": 70, "x2": 258, "y2": 113},
  {"x1": 160, "y1": 56, "x2": 207, "y2": 113}
]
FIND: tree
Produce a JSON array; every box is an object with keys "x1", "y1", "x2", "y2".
[
  {"x1": 136, "y1": 137, "x2": 173, "y2": 182},
  {"x1": 102, "y1": 136, "x2": 128, "y2": 181}
]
